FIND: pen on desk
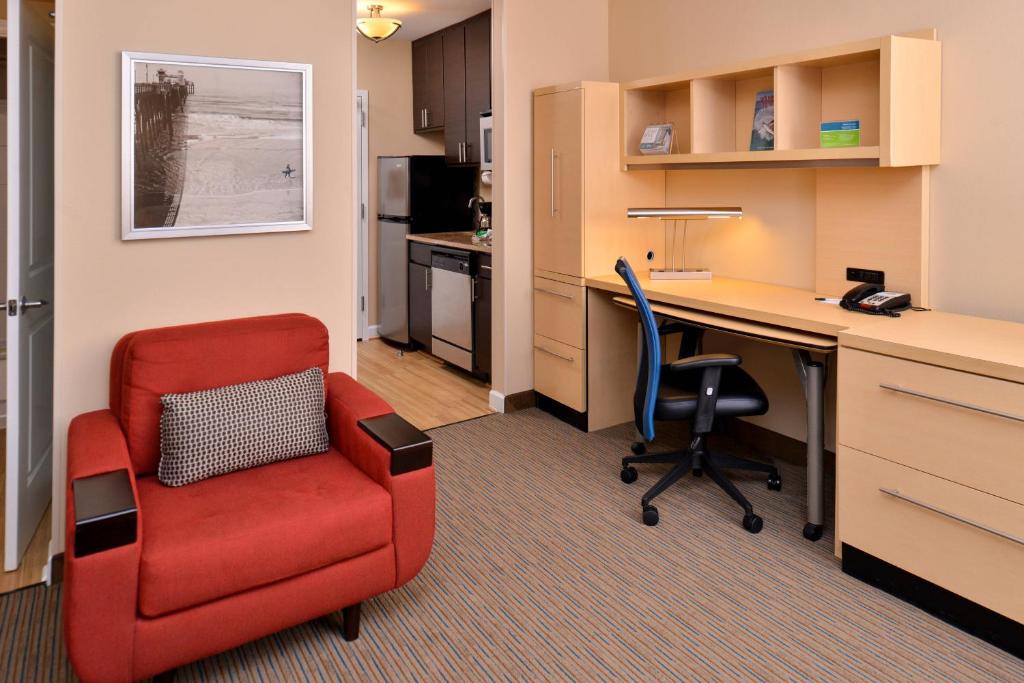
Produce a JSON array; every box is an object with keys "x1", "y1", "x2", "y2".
[{"x1": 815, "y1": 297, "x2": 841, "y2": 305}]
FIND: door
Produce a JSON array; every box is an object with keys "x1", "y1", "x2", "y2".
[
  {"x1": 4, "y1": 0, "x2": 55, "y2": 572},
  {"x1": 463, "y1": 12, "x2": 491, "y2": 165},
  {"x1": 377, "y1": 219, "x2": 410, "y2": 344},
  {"x1": 408, "y1": 261, "x2": 431, "y2": 351},
  {"x1": 533, "y1": 89, "x2": 584, "y2": 278},
  {"x1": 378, "y1": 156, "x2": 410, "y2": 218},
  {"x1": 356, "y1": 91, "x2": 369, "y2": 341},
  {"x1": 442, "y1": 25, "x2": 466, "y2": 164},
  {"x1": 412, "y1": 33, "x2": 444, "y2": 132}
]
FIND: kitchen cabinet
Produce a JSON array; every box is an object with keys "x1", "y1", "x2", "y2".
[
  {"x1": 473, "y1": 254, "x2": 492, "y2": 381},
  {"x1": 412, "y1": 32, "x2": 444, "y2": 133},
  {"x1": 408, "y1": 243, "x2": 433, "y2": 351},
  {"x1": 412, "y1": 11, "x2": 490, "y2": 164}
]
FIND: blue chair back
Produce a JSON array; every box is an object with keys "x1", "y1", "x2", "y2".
[{"x1": 614, "y1": 258, "x2": 660, "y2": 442}]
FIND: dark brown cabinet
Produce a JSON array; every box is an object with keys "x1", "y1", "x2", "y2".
[
  {"x1": 412, "y1": 33, "x2": 444, "y2": 133},
  {"x1": 408, "y1": 244, "x2": 433, "y2": 351},
  {"x1": 473, "y1": 254, "x2": 491, "y2": 381},
  {"x1": 411, "y1": 11, "x2": 490, "y2": 164}
]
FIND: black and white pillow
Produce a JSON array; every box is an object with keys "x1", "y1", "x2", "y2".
[{"x1": 158, "y1": 367, "x2": 329, "y2": 487}]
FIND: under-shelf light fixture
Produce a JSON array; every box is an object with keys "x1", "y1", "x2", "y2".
[
  {"x1": 357, "y1": 4, "x2": 403, "y2": 43},
  {"x1": 627, "y1": 207, "x2": 743, "y2": 280}
]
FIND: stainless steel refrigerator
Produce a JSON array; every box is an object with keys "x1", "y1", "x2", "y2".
[{"x1": 377, "y1": 156, "x2": 475, "y2": 344}]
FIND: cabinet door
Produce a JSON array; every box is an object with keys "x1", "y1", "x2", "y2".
[
  {"x1": 463, "y1": 11, "x2": 491, "y2": 164},
  {"x1": 473, "y1": 274, "x2": 491, "y2": 381},
  {"x1": 412, "y1": 33, "x2": 444, "y2": 132},
  {"x1": 533, "y1": 89, "x2": 584, "y2": 277},
  {"x1": 408, "y1": 261, "x2": 432, "y2": 350},
  {"x1": 442, "y1": 25, "x2": 467, "y2": 163}
]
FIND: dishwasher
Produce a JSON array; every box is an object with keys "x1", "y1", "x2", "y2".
[{"x1": 431, "y1": 251, "x2": 473, "y2": 371}]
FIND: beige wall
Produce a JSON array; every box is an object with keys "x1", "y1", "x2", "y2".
[
  {"x1": 357, "y1": 38, "x2": 444, "y2": 328},
  {"x1": 608, "y1": 0, "x2": 1024, "y2": 443},
  {"x1": 52, "y1": 0, "x2": 356, "y2": 552},
  {"x1": 491, "y1": 0, "x2": 609, "y2": 402}
]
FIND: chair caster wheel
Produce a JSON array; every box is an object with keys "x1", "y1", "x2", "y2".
[
  {"x1": 631, "y1": 442, "x2": 647, "y2": 455},
  {"x1": 642, "y1": 505, "x2": 659, "y2": 526},
  {"x1": 692, "y1": 468, "x2": 703, "y2": 478},
  {"x1": 620, "y1": 466, "x2": 638, "y2": 484},
  {"x1": 803, "y1": 523, "x2": 824, "y2": 541},
  {"x1": 742, "y1": 513, "x2": 763, "y2": 533},
  {"x1": 767, "y1": 472, "x2": 782, "y2": 491}
]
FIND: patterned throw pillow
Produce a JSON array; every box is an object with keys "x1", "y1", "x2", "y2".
[{"x1": 158, "y1": 367, "x2": 330, "y2": 487}]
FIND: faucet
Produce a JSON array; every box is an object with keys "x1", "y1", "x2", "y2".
[{"x1": 468, "y1": 195, "x2": 485, "y2": 229}]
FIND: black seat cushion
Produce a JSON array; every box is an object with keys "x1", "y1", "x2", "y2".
[{"x1": 653, "y1": 364, "x2": 768, "y2": 422}]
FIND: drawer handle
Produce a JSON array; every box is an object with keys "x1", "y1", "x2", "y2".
[
  {"x1": 535, "y1": 287, "x2": 574, "y2": 300},
  {"x1": 879, "y1": 384, "x2": 1024, "y2": 424},
  {"x1": 879, "y1": 487, "x2": 1024, "y2": 547},
  {"x1": 535, "y1": 346, "x2": 574, "y2": 363}
]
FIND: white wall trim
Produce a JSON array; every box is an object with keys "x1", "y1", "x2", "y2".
[
  {"x1": 488, "y1": 389, "x2": 506, "y2": 414},
  {"x1": 365, "y1": 324, "x2": 380, "y2": 340}
]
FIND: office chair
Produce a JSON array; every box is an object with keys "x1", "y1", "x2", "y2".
[{"x1": 615, "y1": 258, "x2": 781, "y2": 532}]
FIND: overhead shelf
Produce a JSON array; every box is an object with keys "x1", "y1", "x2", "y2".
[{"x1": 620, "y1": 31, "x2": 940, "y2": 170}]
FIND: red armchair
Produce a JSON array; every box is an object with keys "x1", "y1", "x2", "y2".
[{"x1": 63, "y1": 314, "x2": 435, "y2": 682}]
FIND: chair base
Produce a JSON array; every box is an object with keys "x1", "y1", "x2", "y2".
[{"x1": 621, "y1": 434, "x2": 780, "y2": 532}]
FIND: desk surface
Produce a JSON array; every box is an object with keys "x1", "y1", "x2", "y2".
[{"x1": 585, "y1": 272, "x2": 902, "y2": 337}]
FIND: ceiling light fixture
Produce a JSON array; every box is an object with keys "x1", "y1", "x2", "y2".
[{"x1": 357, "y1": 4, "x2": 402, "y2": 43}]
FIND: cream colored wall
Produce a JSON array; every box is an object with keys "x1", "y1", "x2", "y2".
[
  {"x1": 357, "y1": 38, "x2": 444, "y2": 328},
  {"x1": 491, "y1": 0, "x2": 609, "y2": 402},
  {"x1": 52, "y1": 0, "x2": 356, "y2": 552},
  {"x1": 608, "y1": 0, "x2": 1024, "y2": 444}
]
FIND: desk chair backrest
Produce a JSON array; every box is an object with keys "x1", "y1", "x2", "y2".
[{"x1": 614, "y1": 258, "x2": 661, "y2": 442}]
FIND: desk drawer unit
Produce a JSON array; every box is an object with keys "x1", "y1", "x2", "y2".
[
  {"x1": 838, "y1": 445, "x2": 1024, "y2": 623},
  {"x1": 534, "y1": 276, "x2": 586, "y2": 349},
  {"x1": 838, "y1": 348, "x2": 1024, "y2": 505},
  {"x1": 534, "y1": 334, "x2": 586, "y2": 412}
]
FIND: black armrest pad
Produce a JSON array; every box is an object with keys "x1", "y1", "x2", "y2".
[
  {"x1": 667, "y1": 353, "x2": 741, "y2": 372},
  {"x1": 72, "y1": 469, "x2": 137, "y2": 557},
  {"x1": 358, "y1": 414, "x2": 433, "y2": 476}
]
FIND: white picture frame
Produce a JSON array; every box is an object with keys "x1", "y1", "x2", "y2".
[{"x1": 121, "y1": 51, "x2": 313, "y2": 240}]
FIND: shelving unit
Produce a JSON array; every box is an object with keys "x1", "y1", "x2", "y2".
[{"x1": 621, "y1": 31, "x2": 940, "y2": 169}]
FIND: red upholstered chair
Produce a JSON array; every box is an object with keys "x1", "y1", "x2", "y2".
[{"x1": 63, "y1": 314, "x2": 435, "y2": 683}]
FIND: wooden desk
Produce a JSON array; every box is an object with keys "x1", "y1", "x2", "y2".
[{"x1": 586, "y1": 271, "x2": 904, "y2": 541}]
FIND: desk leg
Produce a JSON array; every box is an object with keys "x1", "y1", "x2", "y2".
[{"x1": 792, "y1": 350, "x2": 825, "y2": 542}]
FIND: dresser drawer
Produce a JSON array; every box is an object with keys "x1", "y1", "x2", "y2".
[
  {"x1": 534, "y1": 334, "x2": 586, "y2": 412},
  {"x1": 838, "y1": 445, "x2": 1024, "y2": 622},
  {"x1": 838, "y1": 348, "x2": 1024, "y2": 504},
  {"x1": 534, "y1": 277, "x2": 585, "y2": 349}
]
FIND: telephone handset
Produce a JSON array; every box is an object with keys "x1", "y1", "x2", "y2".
[{"x1": 840, "y1": 283, "x2": 912, "y2": 317}]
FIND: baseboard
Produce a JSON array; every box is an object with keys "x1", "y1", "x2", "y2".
[
  {"x1": 489, "y1": 389, "x2": 536, "y2": 414},
  {"x1": 726, "y1": 419, "x2": 836, "y2": 469},
  {"x1": 536, "y1": 393, "x2": 587, "y2": 431},
  {"x1": 841, "y1": 543, "x2": 1023, "y2": 659},
  {"x1": 488, "y1": 389, "x2": 505, "y2": 413},
  {"x1": 48, "y1": 552, "x2": 64, "y2": 585},
  {"x1": 364, "y1": 325, "x2": 380, "y2": 340}
]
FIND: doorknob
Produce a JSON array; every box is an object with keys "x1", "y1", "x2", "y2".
[{"x1": 18, "y1": 297, "x2": 48, "y2": 314}]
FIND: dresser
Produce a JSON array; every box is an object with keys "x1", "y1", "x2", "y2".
[{"x1": 836, "y1": 312, "x2": 1024, "y2": 655}]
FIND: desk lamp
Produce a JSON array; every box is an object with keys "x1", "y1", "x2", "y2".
[{"x1": 626, "y1": 207, "x2": 742, "y2": 280}]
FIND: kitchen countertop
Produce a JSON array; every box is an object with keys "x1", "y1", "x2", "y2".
[{"x1": 407, "y1": 231, "x2": 492, "y2": 255}]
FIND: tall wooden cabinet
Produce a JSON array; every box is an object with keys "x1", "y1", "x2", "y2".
[
  {"x1": 412, "y1": 32, "x2": 444, "y2": 133},
  {"x1": 532, "y1": 82, "x2": 664, "y2": 426}
]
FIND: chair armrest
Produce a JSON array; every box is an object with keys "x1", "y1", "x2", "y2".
[
  {"x1": 325, "y1": 372, "x2": 396, "y2": 486},
  {"x1": 666, "y1": 353, "x2": 741, "y2": 373},
  {"x1": 72, "y1": 470, "x2": 137, "y2": 557},
  {"x1": 358, "y1": 413, "x2": 432, "y2": 476}
]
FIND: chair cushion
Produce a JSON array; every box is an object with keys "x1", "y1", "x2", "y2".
[
  {"x1": 111, "y1": 314, "x2": 330, "y2": 476},
  {"x1": 136, "y1": 449, "x2": 392, "y2": 618},
  {"x1": 158, "y1": 367, "x2": 330, "y2": 487},
  {"x1": 654, "y1": 364, "x2": 768, "y2": 422}
]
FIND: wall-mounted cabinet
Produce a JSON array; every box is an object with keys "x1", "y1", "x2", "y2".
[
  {"x1": 412, "y1": 11, "x2": 491, "y2": 165},
  {"x1": 621, "y1": 32, "x2": 940, "y2": 169}
]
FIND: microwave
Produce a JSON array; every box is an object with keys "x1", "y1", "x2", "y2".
[{"x1": 479, "y1": 110, "x2": 493, "y2": 171}]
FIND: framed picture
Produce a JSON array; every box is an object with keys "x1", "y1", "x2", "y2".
[{"x1": 121, "y1": 52, "x2": 313, "y2": 240}]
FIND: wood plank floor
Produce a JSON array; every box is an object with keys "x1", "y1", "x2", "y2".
[
  {"x1": 357, "y1": 339, "x2": 493, "y2": 431},
  {"x1": 1, "y1": 431, "x2": 51, "y2": 595}
]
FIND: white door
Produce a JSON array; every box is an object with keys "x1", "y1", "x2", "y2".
[
  {"x1": 356, "y1": 91, "x2": 369, "y2": 341},
  {"x1": 4, "y1": 0, "x2": 54, "y2": 572}
]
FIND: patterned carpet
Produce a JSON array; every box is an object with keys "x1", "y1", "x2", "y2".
[{"x1": 2, "y1": 409, "x2": 1022, "y2": 681}]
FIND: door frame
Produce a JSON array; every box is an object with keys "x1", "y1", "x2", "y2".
[{"x1": 356, "y1": 89, "x2": 369, "y2": 341}]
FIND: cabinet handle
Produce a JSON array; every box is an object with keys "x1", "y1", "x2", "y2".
[
  {"x1": 549, "y1": 149, "x2": 557, "y2": 217},
  {"x1": 425, "y1": 268, "x2": 431, "y2": 291},
  {"x1": 879, "y1": 488, "x2": 1024, "y2": 546},
  {"x1": 472, "y1": 277, "x2": 478, "y2": 302},
  {"x1": 535, "y1": 345, "x2": 574, "y2": 363},
  {"x1": 879, "y1": 384, "x2": 1024, "y2": 424},
  {"x1": 480, "y1": 264, "x2": 492, "y2": 271},
  {"x1": 425, "y1": 108, "x2": 430, "y2": 127},
  {"x1": 534, "y1": 287, "x2": 573, "y2": 300}
]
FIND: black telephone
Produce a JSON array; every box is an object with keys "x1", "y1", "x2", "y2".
[{"x1": 840, "y1": 283, "x2": 912, "y2": 317}]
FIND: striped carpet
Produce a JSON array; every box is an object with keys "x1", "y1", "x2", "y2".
[{"x1": 2, "y1": 408, "x2": 1022, "y2": 681}]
